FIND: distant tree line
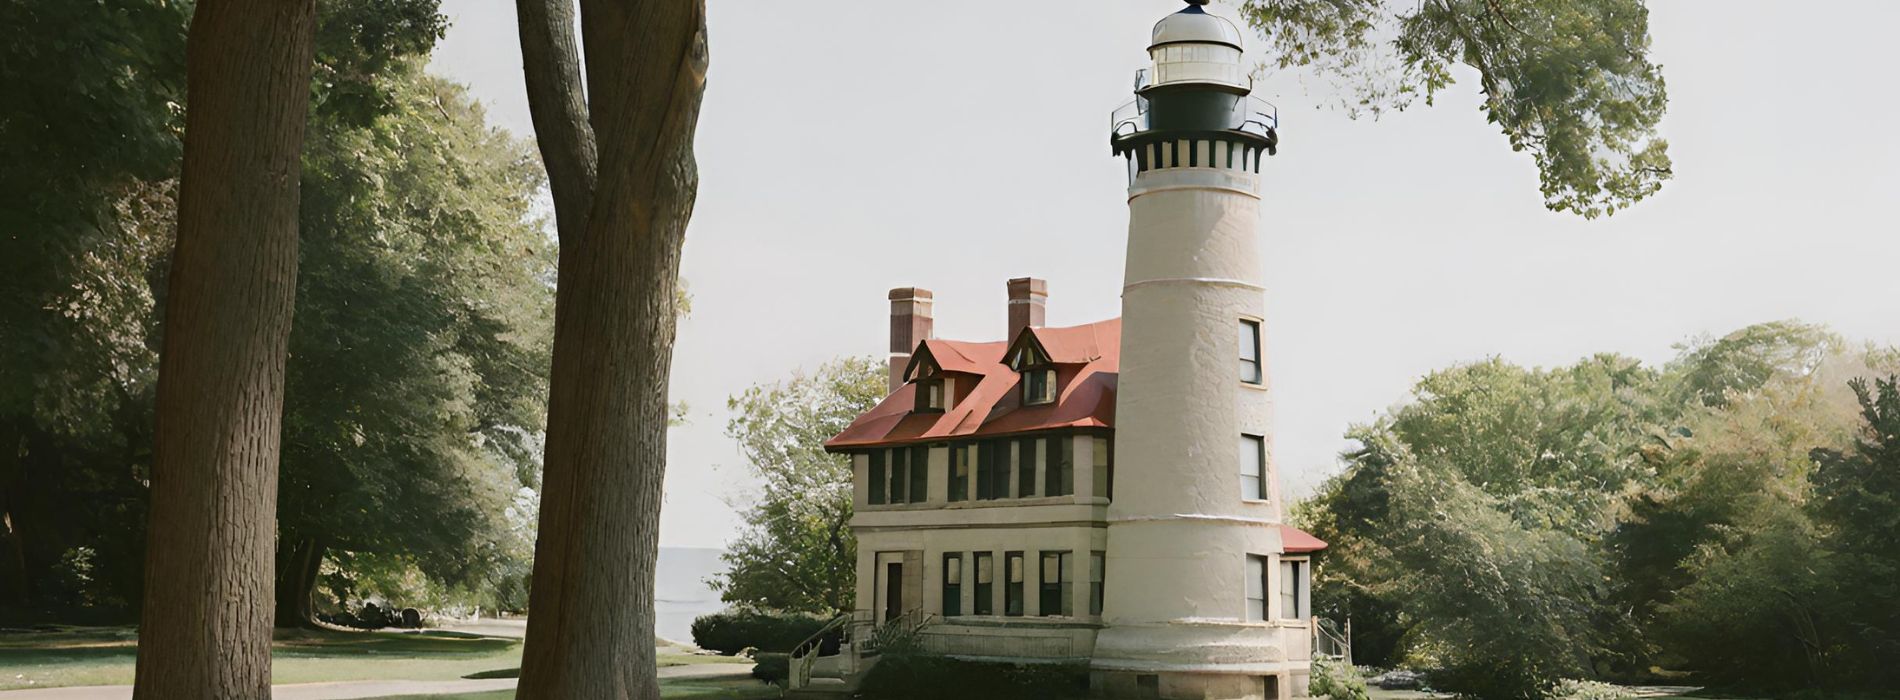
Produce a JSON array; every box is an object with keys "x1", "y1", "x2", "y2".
[
  {"x1": 1301, "y1": 321, "x2": 1900, "y2": 698},
  {"x1": 0, "y1": 0, "x2": 552, "y2": 626}
]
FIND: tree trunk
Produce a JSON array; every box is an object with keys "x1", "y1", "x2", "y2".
[
  {"x1": 0, "y1": 420, "x2": 29, "y2": 609},
  {"x1": 132, "y1": 0, "x2": 317, "y2": 696},
  {"x1": 273, "y1": 536, "x2": 325, "y2": 629},
  {"x1": 512, "y1": 0, "x2": 707, "y2": 697}
]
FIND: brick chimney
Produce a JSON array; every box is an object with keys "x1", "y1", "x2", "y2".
[
  {"x1": 888, "y1": 287, "x2": 934, "y2": 392},
  {"x1": 1007, "y1": 277, "x2": 1047, "y2": 341}
]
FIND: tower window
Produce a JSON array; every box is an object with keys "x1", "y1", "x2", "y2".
[
  {"x1": 868, "y1": 451, "x2": 886, "y2": 506},
  {"x1": 888, "y1": 448, "x2": 908, "y2": 504},
  {"x1": 976, "y1": 440, "x2": 1007, "y2": 501},
  {"x1": 1239, "y1": 319, "x2": 1263, "y2": 385},
  {"x1": 1240, "y1": 434, "x2": 1266, "y2": 501},
  {"x1": 1246, "y1": 554, "x2": 1269, "y2": 621}
]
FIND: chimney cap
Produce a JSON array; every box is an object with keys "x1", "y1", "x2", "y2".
[
  {"x1": 889, "y1": 287, "x2": 934, "y2": 301},
  {"x1": 1006, "y1": 277, "x2": 1048, "y2": 296}
]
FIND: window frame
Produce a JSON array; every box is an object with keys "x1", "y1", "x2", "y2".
[
  {"x1": 1023, "y1": 368, "x2": 1057, "y2": 406},
  {"x1": 867, "y1": 450, "x2": 886, "y2": 506},
  {"x1": 973, "y1": 552, "x2": 994, "y2": 615},
  {"x1": 1016, "y1": 437, "x2": 1038, "y2": 498},
  {"x1": 1039, "y1": 551, "x2": 1072, "y2": 617},
  {"x1": 1046, "y1": 437, "x2": 1073, "y2": 497},
  {"x1": 1239, "y1": 318, "x2": 1263, "y2": 385},
  {"x1": 1240, "y1": 433, "x2": 1267, "y2": 502},
  {"x1": 949, "y1": 444, "x2": 969, "y2": 503},
  {"x1": 908, "y1": 445, "x2": 930, "y2": 503},
  {"x1": 1089, "y1": 551, "x2": 1106, "y2": 616},
  {"x1": 942, "y1": 552, "x2": 963, "y2": 617},
  {"x1": 888, "y1": 448, "x2": 909, "y2": 504},
  {"x1": 1279, "y1": 557, "x2": 1309, "y2": 620},
  {"x1": 1004, "y1": 551, "x2": 1025, "y2": 617},
  {"x1": 915, "y1": 377, "x2": 945, "y2": 413},
  {"x1": 1246, "y1": 554, "x2": 1269, "y2": 621}
]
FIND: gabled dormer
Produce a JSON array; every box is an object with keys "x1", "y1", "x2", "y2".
[
  {"x1": 1005, "y1": 331, "x2": 1058, "y2": 406},
  {"x1": 904, "y1": 343, "x2": 951, "y2": 413}
]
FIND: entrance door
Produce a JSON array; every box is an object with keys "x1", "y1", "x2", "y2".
[{"x1": 883, "y1": 562, "x2": 904, "y2": 622}]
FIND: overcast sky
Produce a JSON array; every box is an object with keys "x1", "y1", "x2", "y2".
[{"x1": 431, "y1": 1, "x2": 1900, "y2": 549}]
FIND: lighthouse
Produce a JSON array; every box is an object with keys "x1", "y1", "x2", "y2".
[{"x1": 1093, "y1": 2, "x2": 1311, "y2": 698}]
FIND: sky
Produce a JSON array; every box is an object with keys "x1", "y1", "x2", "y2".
[{"x1": 431, "y1": 1, "x2": 1900, "y2": 549}]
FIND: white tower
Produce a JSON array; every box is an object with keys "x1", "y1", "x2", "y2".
[{"x1": 1093, "y1": 2, "x2": 1303, "y2": 699}]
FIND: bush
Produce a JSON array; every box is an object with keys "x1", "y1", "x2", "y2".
[
  {"x1": 856, "y1": 654, "x2": 1088, "y2": 700},
  {"x1": 1310, "y1": 657, "x2": 1370, "y2": 700},
  {"x1": 751, "y1": 652, "x2": 790, "y2": 686},
  {"x1": 690, "y1": 608, "x2": 829, "y2": 655}
]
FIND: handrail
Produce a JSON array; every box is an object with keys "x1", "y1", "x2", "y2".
[{"x1": 788, "y1": 613, "x2": 852, "y2": 690}]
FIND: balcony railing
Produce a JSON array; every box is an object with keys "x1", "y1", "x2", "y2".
[{"x1": 1110, "y1": 92, "x2": 1278, "y2": 141}]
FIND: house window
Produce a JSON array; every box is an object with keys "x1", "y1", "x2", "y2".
[
  {"x1": 889, "y1": 448, "x2": 909, "y2": 504},
  {"x1": 1045, "y1": 437, "x2": 1073, "y2": 497},
  {"x1": 1089, "y1": 551, "x2": 1105, "y2": 615},
  {"x1": 1246, "y1": 554, "x2": 1269, "y2": 621},
  {"x1": 1280, "y1": 558, "x2": 1309, "y2": 620},
  {"x1": 868, "y1": 451, "x2": 886, "y2": 505},
  {"x1": 909, "y1": 445, "x2": 929, "y2": 503},
  {"x1": 1040, "y1": 551, "x2": 1072, "y2": 617},
  {"x1": 949, "y1": 445, "x2": 969, "y2": 502},
  {"x1": 1016, "y1": 438, "x2": 1038, "y2": 498},
  {"x1": 1004, "y1": 552, "x2": 1025, "y2": 616},
  {"x1": 916, "y1": 378, "x2": 945, "y2": 412},
  {"x1": 1023, "y1": 368, "x2": 1056, "y2": 405},
  {"x1": 1092, "y1": 436, "x2": 1113, "y2": 501},
  {"x1": 942, "y1": 553, "x2": 962, "y2": 617},
  {"x1": 976, "y1": 440, "x2": 1007, "y2": 501},
  {"x1": 1240, "y1": 319, "x2": 1263, "y2": 385},
  {"x1": 1240, "y1": 434, "x2": 1266, "y2": 501},
  {"x1": 974, "y1": 552, "x2": 994, "y2": 615}
]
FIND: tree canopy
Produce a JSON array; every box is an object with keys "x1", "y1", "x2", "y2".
[{"x1": 1239, "y1": 0, "x2": 1672, "y2": 218}]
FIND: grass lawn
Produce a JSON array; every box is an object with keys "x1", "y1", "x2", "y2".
[
  {"x1": 0, "y1": 626, "x2": 747, "y2": 691},
  {"x1": 367, "y1": 677, "x2": 780, "y2": 700}
]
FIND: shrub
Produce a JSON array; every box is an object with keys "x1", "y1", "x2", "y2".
[
  {"x1": 1310, "y1": 657, "x2": 1370, "y2": 700},
  {"x1": 856, "y1": 654, "x2": 1088, "y2": 700},
  {"x1": 751, "y1": 652, "x2": 790, "y2": 686},
  {"x1": 690, "y1": 608, "x2": 829, "y2": 655}
]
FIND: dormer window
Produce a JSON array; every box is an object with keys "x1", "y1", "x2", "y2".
[
  {"x1": 1024, "y1": 369, "x2": 1056, "y2": 405},
  {"x1": 1007, "y1": 338, "x2": 1057, "y2": 406},
  {"x1": 917, "y1": 378, "x2": 945, "y2": 412}
]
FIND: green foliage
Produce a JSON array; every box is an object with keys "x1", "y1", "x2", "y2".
[
  {"x1": 1238, "y1": 0, "x2": 1671, "y2": 218},
  {"x1": 279, "y1": 59, "x2": 553, "y2": 612},
  {"x1": 689, "y1": 609, "x2": 829, "y2": 655},
  {"x1": 711, "y1": 357, "x2": 886, "y2": 614},
  {"x1": 1302, "y1": 321, "x2": 1896, "y2": 698},
  {"x1": 1310, "y1": 657, "x2": 1370, "y2": 700},
  {"x1": 749, "y1": 652, "x2": 789, "y2": 686},
  {"x1": 854, "y1": 654, "x2": 1089, "y2": 700}
]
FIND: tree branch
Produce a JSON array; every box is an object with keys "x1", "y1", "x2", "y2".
[{"x1": 515, "y1": 0, "x2": 598, "y2": 243}]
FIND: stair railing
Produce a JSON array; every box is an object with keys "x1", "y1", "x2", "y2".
[{"x1": 788, "y1": 613, "x2": 851, "y2": 690}]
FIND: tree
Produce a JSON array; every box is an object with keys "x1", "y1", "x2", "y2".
[
  {"x1": 1238, "y1": 0, "x2": 1672, "y2": 218},
  {"x1": 0, "y1": 0, "x2": 186, "y2": 608},
  {"x1": 511, "y1": 0, "x2": 709, "y2": 696},
  {"x1": 1804, "y1": 376, "x2": 1900, "y2": 685},
  {"x1": 274, "y1": 64, "x2": 553, "y2": 627},
  {"x1": 713, "y1": 357, "x2": 886, "y2": 615},
  {"x1": 132, "y1": 0, "x2": 319, "y2": 696}
]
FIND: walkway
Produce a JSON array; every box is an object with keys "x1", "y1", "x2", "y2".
[{"x1": 0, "y1": 663, "x2": 750, "y2": 700}]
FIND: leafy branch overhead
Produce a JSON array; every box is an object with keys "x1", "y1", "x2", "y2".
[{"x1": 1239, "y1": 0, "x2": 1672, "y2": 218}]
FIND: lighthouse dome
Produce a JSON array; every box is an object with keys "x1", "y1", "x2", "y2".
[{"x1": 1150, "y1": 2, "x2": 1243, "y2": 50}]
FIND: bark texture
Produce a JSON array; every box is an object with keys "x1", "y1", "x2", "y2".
[
  {"x1": 513, "y1": 0, "x2": 708, "y2": 697},
  {"x1": 132, "y1": 0, "x2": 317, "y2": 696}
]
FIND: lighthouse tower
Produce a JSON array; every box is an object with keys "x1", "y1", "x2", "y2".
[{"x1": 1093, "y1": 2, "x2": 1309, "y2": 699}]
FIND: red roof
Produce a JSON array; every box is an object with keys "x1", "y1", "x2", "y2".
[
  {"x1": 824, "y1": 319, "x2": 1120, "y2": 449},
  {"x1": 1279, "y1": 525, "x2": 1329, "y2": 553}
]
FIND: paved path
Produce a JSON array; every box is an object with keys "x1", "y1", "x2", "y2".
[{"x1": 0, "y1": 662, "x2": 751, "y2": 700}]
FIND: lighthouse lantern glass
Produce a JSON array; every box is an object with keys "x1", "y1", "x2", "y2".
[{"x1": 1149, "y1": 43, "x2": 1244, "y2": 89}]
